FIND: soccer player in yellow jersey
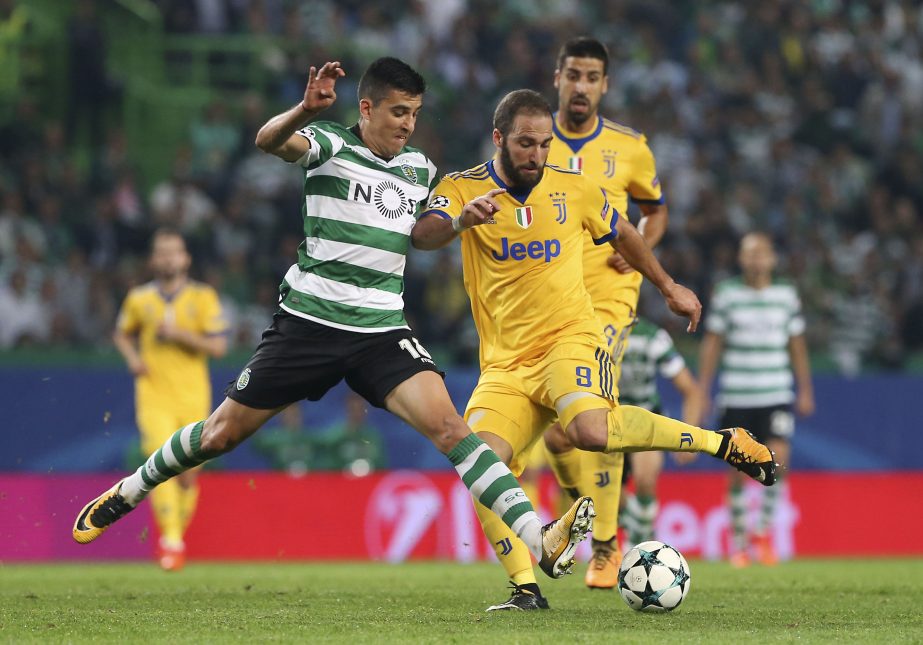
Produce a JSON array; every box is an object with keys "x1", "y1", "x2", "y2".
[
  {"x1": 542, "y1": 36, "x2": 670, "y2": 589},
  {"x1": 413, "y1": 89, "x2": 777, "y2": 611},
  {"x1": 113, "y1": 228, "x2": 228, "y2": 570}
]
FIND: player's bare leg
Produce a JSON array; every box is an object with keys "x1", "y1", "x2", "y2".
[{"x1": 73, "y1": 399, "x2": 282, "y2": 544}]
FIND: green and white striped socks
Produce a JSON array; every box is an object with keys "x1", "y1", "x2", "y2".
[
  {"x1": 729, "y1": 483, "x2": 748, "y2": 552},
  {"x1": 624, "y1": 493, "x2": 658, "y2": 545},
  {"x1": 757, "y1": 475, "x2": 782, "y2": 534},
  {"x1": 447, "y1": 434, "x2": 544, "y2": 559},
  {"x1": 117, "y1": 426, "x2": 545, "y2": 558},
  {"x1": 120, "y1": 421, "x2": 211, "y2": 506}
]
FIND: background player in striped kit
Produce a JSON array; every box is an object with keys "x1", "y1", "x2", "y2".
[
  {"x1": 73, "y1": 58, "x2": 593, "y2": 582},
  {"x1": 699, "y1": 232, "x2": 815, "y2": 566},
  {"x1": 617, "y1": 317, "x2": 705, "y2": 547}
]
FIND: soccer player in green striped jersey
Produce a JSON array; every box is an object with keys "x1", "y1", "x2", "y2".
[
  {"x1": 699, "y1": 233, "x2": 815, "y2": 567},
  {"x1": 618, "y1": 318, "x2": 705, "y2": 547},
  {"x1": 73, "y1": 58, "x2": 594, "y2": 580}
]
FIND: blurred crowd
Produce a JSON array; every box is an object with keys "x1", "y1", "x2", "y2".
[{"x1": 1, "y1": 0, "x2": 922, "y2": 374}]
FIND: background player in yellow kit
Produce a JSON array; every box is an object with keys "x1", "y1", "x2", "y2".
[
  {"x1": 113, "y1": 228, "x2": 228, "y2": 570},
  {"x1": 543, "y1": 36, "x2": 671, "y2": 589},
  {"x1": 413, "y1": 89, "x2": 777, "y2": 611}
]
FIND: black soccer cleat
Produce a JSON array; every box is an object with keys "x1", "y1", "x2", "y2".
[
  {"x1": 73, "y1": 479, "x2": 136, "y2": 544},
  {"x1": 716, "y1": 428, "x2": 778, "y2": 486},
  {"x1": 486, "y1": 582, "x2": 550, "y2": 612}
]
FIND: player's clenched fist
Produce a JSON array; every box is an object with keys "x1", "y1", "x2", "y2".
[{"x1": 661, "y1": 282, "x2": 702, "y2": 332}]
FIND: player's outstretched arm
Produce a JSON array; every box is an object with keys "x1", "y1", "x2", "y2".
[
  {"x1": 112, "y1": 328, "x2": 147, "y2": 376},
  {"x1": 255, "y1": 61, "x2": 345, "y2": 162},
  {"x1": 697, "y1": 331, "x2": 723, "y2": 417},
  {"x1": 411, "y1": 188, "x2": 505, "y2": 250},
  {"x1": 610, "y1": 217, "x2": 701, "y2": 331},
  {"x1": 789, "y1": 334, "x2": 815, "y2": 416}
]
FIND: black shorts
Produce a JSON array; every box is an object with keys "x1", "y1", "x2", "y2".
[
  {"x1": 226, "y1": 311, "x2": 441, "y2": 410},
  {"x1": 719, "y1": 404, "x2": 795, "y2": 444}
]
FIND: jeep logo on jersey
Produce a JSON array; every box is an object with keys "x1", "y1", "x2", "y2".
[
  {"x1": 491, "y1": 237, "x2": 561, "y2": 262},
  {"x1": 399, "y1": 162, "x2": 417, "y2": 183},
  {"x1": 514, "y1": 206, "x2": 533, "y2": 228}
]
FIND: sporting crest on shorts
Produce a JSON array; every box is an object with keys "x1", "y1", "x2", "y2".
[{"x1": 236, "y1": 368, "x2": 251, "y2": 390}]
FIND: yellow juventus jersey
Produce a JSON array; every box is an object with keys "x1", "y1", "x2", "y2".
[
  {"x1": 424, "y1": 160, "x2": 617, "y2": 370},
  {"x1": 548, "y1": 115, "x2": 664, "y2": 308},
  {"x1": 116, "y1": 281, "x2": 227, "y2": 407}
]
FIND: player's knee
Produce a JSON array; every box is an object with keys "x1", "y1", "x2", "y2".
[
  {"x1": 425, "y1": 412, "x2": 469, "y2": 454},
  {"x1": 199, "y1": 417, "x2": 242, "y2": 455},
  {"x1": 543, "y1": 423, "x2": 575, "y2": 454},
  {"x1": 566, "y1": 416, "x2": 608, "y2": 452},
  {"x1": 635, "y1": 476, "x2": 656, "y2": 496}
]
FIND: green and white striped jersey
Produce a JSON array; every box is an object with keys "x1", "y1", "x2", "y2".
[
  {"x1": 280, "y1": 121, "x2": 437, "y2": 332},
  {"x1": 705, "y1": 277, "x2": 805, "y2": 408},
  {"x1": 619, "y1": 318, "x2": 686, "y2": 410}
]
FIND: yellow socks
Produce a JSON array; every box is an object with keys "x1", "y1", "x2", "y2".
[
  {"x1": 474, "y1": 500, "x2": 536, "y2": 585},
  {"x1": 150, "y1": 478, "x2": 184, "y2": 547},
  {"x1": 606, "y1": 405, "x2": 722, "y2": 455},
  {"x1": 545, "y1": 445, "x2": 582, "y2": 497},
  {"x1": 179, "y1": 482, "x2": 200, "y2": 534},
  {"x1": 578, "y1": 450, "x2": 624, "y2": 542}
]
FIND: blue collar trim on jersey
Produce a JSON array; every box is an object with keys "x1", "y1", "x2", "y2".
[
  {"x1": 552, "y1": 114, "x2": 603, "y2": 154},
  {"x1": 486, "y1": 159, "x2": 534, "y2": 204},
  {"x1": 156, "y1": 280, "x2": 187, "y2": 303}
]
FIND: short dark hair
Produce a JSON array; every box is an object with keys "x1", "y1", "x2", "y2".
[
  {"x1": 493, "y1": 89, "x2": 552, "y2": 137},
  {"x1": 556, "y1": 36, "x2": 609, "y2": 75},
  {"x1": 150, "y1": 226, "x2": 186, "y2": 250},
  {"x1": 357, "y1": 57, "x2": 426, "y2": 104}
]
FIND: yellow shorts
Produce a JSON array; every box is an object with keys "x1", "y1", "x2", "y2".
[
  {"x1": 465, "y1": 333, "x2": 616, "y2": 477},
  {"x1": 136, "y1": 398, "x2": 209, "y2": 454},
  {"x1": 594, "y1": 299, "x2": 638, "y2": 379}
]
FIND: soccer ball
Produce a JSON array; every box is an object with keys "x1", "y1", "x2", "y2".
[{"x1": 617, "y1": 540, "x2": 691, "y2": 612}]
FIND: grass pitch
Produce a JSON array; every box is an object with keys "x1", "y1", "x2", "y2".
[{"x1": 1, "y1": 559, "x2": 920, "y2": 643}]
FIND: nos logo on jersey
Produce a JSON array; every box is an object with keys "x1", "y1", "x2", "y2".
[{"x1": 351, "y1": 180, "x2": 416, "y2": 219}]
